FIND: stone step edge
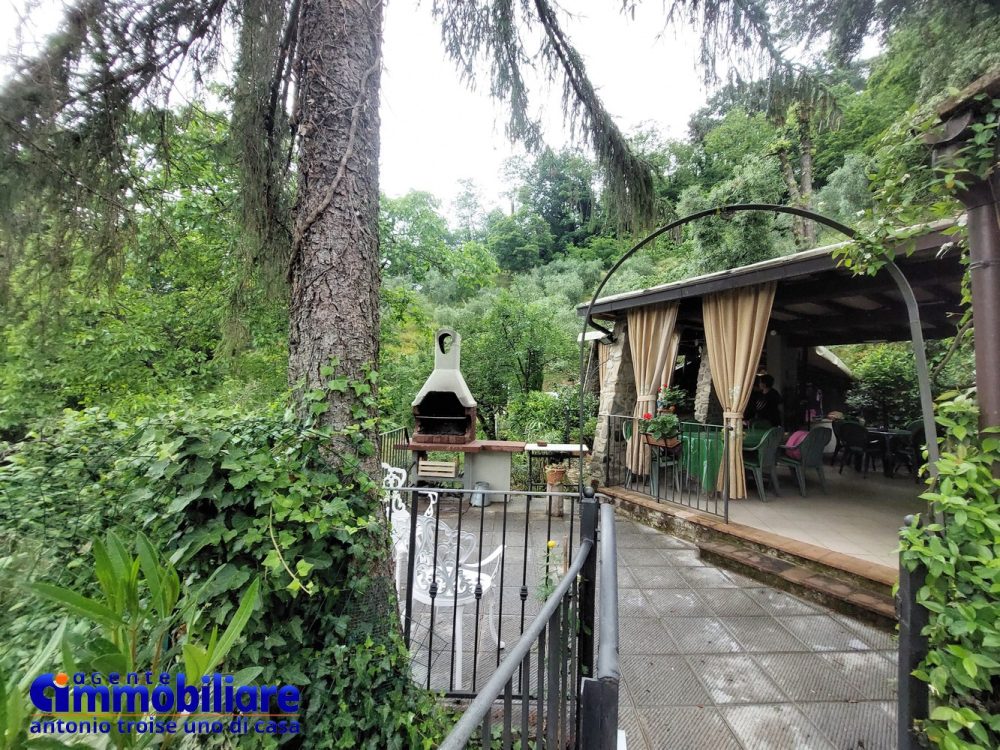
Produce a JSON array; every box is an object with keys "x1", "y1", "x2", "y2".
[
  {"x1": 698, "y1": 539, "x2": 897, "y2": 630},
  {"x1": 601, "y1": 485, "x2": 896, "y2": 595}
]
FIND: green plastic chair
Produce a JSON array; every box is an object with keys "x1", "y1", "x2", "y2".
[
  {"x1": 777, "y1": 426, "x2": 832, "y2": 496},
  {"x1": 743, "y1": 426, "x2": 783, "y2": 502}
]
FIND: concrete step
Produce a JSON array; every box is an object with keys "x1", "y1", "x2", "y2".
[{"x1": 698, "y1": 539, "x2": 896, "y2": 629}]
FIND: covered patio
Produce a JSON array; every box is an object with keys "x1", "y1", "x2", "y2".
[
  {"x1": 581, "y1": 219, "x2": 964, "y2": 581},
  {"x1": 724, "y1": 469, "x2": 925, "y2": 568}
]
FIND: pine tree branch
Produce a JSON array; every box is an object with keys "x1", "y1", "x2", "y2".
[{"x1": 531, "y1": 0, "x2": 654, "y2": 229}]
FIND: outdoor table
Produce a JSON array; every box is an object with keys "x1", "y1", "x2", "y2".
[
  {"x1": 867, "y1": 428, "x2": 910, "y2": 477},
  {"x1": 524, "y1": 443, "x2": 589, "y2": 493},
  {"x1": 679, "y1": 429, "x2": 724, "y2": 493}
]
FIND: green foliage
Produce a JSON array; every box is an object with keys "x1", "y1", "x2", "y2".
[
  {"x1": 504, "y1": 385, "x2": 598, "y2": 445},
  {"x1": 441, "y1": 290, "x2": 578, "y2": 437},
  {"x1": 19, "y1": 531, "x2": 260, "y2": 749},
  {"x1": 900, "y1": 392, "x2": 1000, "y2": 750},
  {"x1": 0, "y1": 620, "x2": 73, "y2": 750},
  {"x1": 676, "y1": 156, "x2": 791, "y2": 274},
  {"x1": 0, "y1": 372, "x2": 450, "y2": 748},
  {"x1": 816, "y1": 153, "x2": 873, "y2": 226},
  {"x1": 0, "y1": 106, "x2": 288, "y2": 438},
  {"x1": 485, "y1": 209, "x2": 556, "y2": 273},
  {"x1": 697, "y1": 109, "x2": 778, "y2": 186},
  {"x1": 640, "y1": 412, "x2": 681, "y2": 441},
  {"x1": 511, "y1": 148, "x2": 597, "y2": 252},
  {"x1": 844, "y1": 344, "x2": 921, "y2": 426},
  {"x1": 380, "y1": 191, "x2": 452, "y2": 282}
]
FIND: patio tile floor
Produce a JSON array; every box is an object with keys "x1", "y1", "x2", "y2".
[
  {"x1": 400, "y1": 494, "x2": 898, "y2": 748},
  {"x1": 725, "y1": 468, "x2": 925, "y2": 567},
  {"x1": 613, "y1": 516, "x2": 899, "y2": 750}
]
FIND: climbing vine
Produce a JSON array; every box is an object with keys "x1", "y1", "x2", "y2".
[
  {"x1": 841, "y1": 92, "x2": 1000, "y2": 750},
  {"x1": 0, "y1": 364, "x2": 451, "y2": 748}
]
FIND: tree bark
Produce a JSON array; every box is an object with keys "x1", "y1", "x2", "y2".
[
  {"x1": 777, "y1": 147, "x2": 806, "y2": 246},
  {"x1": 797, "y1": 106, "x2": 816, "y2": 247},
  {"x1": 288, "y1": 0, "x2": 383, "y2": 476}
]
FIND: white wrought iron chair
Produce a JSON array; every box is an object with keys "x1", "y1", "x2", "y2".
[
  {"x1": 380, "y1": 464, "x2": 505, "y2": 686},
  {"x1": 381, "y1": 463, "x2": 436, "y2": 593}
]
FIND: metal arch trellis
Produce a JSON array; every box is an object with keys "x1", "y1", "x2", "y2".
[{"x1": 573, "y1": 203, "x2": 941, "y2": 514}]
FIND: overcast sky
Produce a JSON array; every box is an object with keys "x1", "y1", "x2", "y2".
[
  {"x1": 1, "y1": 0, "x2": 713, "y2": 213},
  {"x1": 380, "y1": 2, "x2": 711, "y2": 212}
]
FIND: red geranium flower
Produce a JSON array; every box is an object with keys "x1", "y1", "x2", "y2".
[{"x1": 642, "y1": 412, "x2": 653, "y2": 420}]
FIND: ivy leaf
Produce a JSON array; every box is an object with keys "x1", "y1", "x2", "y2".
[
  {"x1": 168, "y1": 487, "x2": 203, "y2": 514},
  {"x1": 962, "y1": 656, "x2": 977, "y2": 678},
  {"x1": 295, "y1": 560, "x2": 314, "y2": 577}
]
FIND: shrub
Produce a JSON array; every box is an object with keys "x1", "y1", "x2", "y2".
[
  {"x1": 900, "y1": 391, "x2": 1000, "y2": 749},
  {"x1": 846, "y1": 343, "x2": 921, "y2": 426},
  {"x1": 503, "y1": 385, "x2": 598, "y2": 445},
  {"x1": 0, "y1": 372, "x2": 451, "y2": 748}
]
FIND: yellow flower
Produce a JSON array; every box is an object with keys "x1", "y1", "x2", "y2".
[{"x1": 547, "y1": 540, "x2": 557, "y2": 549}]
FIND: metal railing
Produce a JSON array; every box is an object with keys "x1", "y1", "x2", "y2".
[
  {"x1": 603, "y1": 414, "x2": 731, "y2": 521},
  {"x1": 438, "y1": 488, "x2": 619, "y2": 750},
  {"x1": 579, "y1": 500, "x2": 620, "y2": 749},
  {"x1": 393, "y1": 484, "x2": 586, "y2": 697},
  {"x1": 379, "y1": 425, "x2": 412, "y2": 473}
]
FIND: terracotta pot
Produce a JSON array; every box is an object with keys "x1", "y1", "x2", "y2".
[
  {"x1": 644, "y1": 434, "x2": 680, "y2": 449},
  {"x1": 545, "y1": 467, "x2": 567, "y2": 485}
]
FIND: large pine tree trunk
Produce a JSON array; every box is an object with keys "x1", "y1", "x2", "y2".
[
  {"x1": 777, "y1": 147, "x2": 807, "y2": 246},
  {"x1": 289, "y1": 0, "x2": 383, "y2": 476},
  {"x1": 798, "y1": 126, "x2": 816, "y2": 247}
]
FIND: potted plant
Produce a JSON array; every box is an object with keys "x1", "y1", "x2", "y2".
[
  {"x1": 641, "y1": 412, "x2": 681, "y2": 448},
  {"x1": 545, "y1": 462, "x2": 567, "y2": 485},
  {"x1": 657, "y1": 384, "x2": 687, "y2": 413}
]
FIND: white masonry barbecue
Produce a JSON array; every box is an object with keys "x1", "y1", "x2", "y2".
[{"x1": 411, "y1": 328, "x2": 477, "y2": 445}]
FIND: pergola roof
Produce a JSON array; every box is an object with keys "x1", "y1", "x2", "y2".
[{"x1": 577, "y1": 219, "x2": 965, "y2": 347}]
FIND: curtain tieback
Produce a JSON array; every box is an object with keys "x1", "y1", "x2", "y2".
[
  {"x1": 722, "y1": 411, "x2": 743, "y2": 420},
  {"x1": 637, "y1": 395, "x2": 656, "y2": 402}
]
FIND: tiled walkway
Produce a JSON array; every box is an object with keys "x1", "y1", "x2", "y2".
[{"x1": 613, "y1": 516, "x2": 899, "y2": 750}]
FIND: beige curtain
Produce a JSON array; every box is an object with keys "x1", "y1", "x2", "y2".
[
  {"x1": 626, "y1": 303, "x2": 679, "y2": 476},
  {"x1": 702, "y1": 283, "x2": 776, "y2": 500}
]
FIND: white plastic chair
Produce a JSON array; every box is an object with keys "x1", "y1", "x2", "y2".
[{"x1": 380, "y1": 464, "x2": 504, "y2": 686}]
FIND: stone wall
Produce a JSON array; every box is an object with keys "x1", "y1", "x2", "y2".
[
  {"x1": 693, "y1": 344, "x2": 724, "y2": 425},
  {"x1": 590, "y1": 318, "x2": 636, "y2": 484},
  {"x1": 694, "y1": 345, "x2": 713, "y2": 423}
]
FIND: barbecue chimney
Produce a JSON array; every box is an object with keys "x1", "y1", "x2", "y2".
[{"x1": 411, "y1": 329, "x2": 477, "y2": 444}]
